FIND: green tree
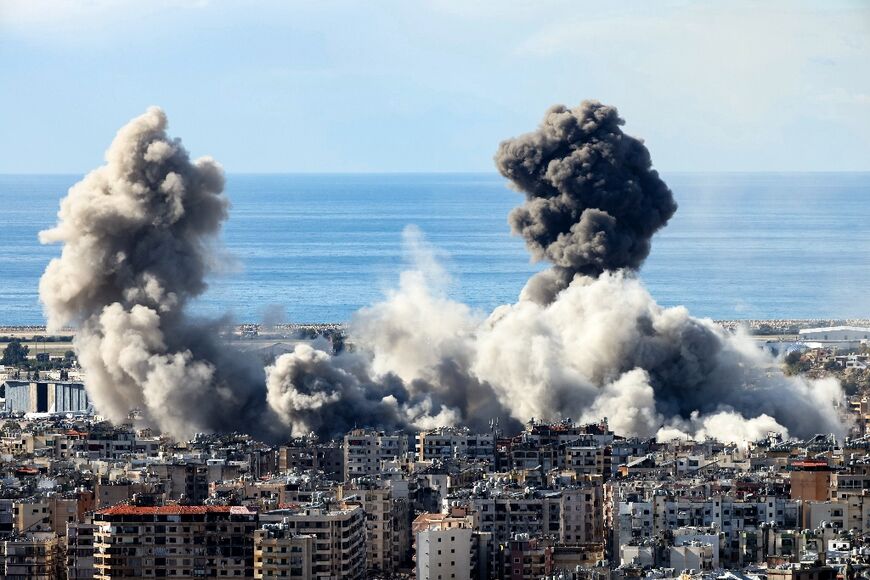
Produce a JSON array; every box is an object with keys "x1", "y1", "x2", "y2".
[{"x1": 1, "y1": 340, "x2": 29, "y2": 366}]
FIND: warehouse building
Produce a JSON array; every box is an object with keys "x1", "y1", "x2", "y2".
[
  {"x1": 798, "y1": 326, "x2": 870, "y2": 351},
  {"x1": 2, "y1": 380, "x2": 91, "y2": 414}
]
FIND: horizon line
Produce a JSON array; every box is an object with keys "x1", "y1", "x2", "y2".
[{"x1": 2, "y1": 169, "x2": 870, "y2": 177}]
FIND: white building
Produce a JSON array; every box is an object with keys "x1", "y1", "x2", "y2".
[
  {"x1": 673, "y1": 528, "x2": 720, "y2": 568},
  {"x1": 416, "y1": 525, "x2": 473, "y2": 580},
  {"x1": 670, "y1": 542, "x2": 716, "y2": 572},
  {"x1": 798, "y1": 326, "x2": 870, "y2": 351},
  {"x1": 620, "y1": 544, "x2": 654, "y2": 567}
]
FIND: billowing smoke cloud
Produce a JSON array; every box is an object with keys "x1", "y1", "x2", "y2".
[
  {"x1": 495, "y1": 101, "x2": 678, "y2": 304},
  {"x1": 43, "y1": 103, "x2": 846, "y2": 445},
  {"x1": 39, "y1": 107, "x2": 278, "y2": 441},
  {"x1": 266, "y1": 100, "x2": 843, "y2": 443},
  {"x1": 266, "y1": 227, "x2": 519, "y2": 436}
]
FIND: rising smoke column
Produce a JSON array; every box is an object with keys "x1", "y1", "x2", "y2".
[
  {"x1": 266, "y1": 227, "x2": 517, "y2": 436},
  {"x1": 268, "y1": 100, "x2": 846, "y2": 443},
  {"x1": 40, "y1": 103, "x2": 845, "y2": 445},
  {"x1": 39, "y1": 107, "x2": 276, "y2": 440},
  {"x1": 495, "y1": 101, "x2": 678, "y2": 304},
  {"x1": 474, "y1": 100, "x2": 846, "y2": 441}
]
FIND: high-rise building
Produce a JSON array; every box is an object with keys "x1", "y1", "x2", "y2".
[
  {"x1": 67, "y1": 522, "x2": 98, "y2": 579},
  {"x1": 337, "y1": 476, "x2": 411, "y2": 573}
]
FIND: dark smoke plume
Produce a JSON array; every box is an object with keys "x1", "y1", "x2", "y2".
[
  {"x1": 495, "y1": 101, "x2": 677, "y2": 303},
  {"x1": 40, "y1": 107, "x2": 277, "y2": 440}
]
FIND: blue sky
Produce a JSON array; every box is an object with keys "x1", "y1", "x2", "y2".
[{"x1": 1, "y1": 0, "x2": 868, "y2": 173}]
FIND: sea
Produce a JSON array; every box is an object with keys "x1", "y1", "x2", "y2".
[{"x1": 1, "y1": 172, "x2": 868, "y2": 325}]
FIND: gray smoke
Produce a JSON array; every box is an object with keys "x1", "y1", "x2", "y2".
[
  {"x1": 41, "y1": 104, "x2": 845, "y2": 445},
  {"x1": 473, "y1": 100, "x2": 845, "y2": 441},
  {"x1": 39, "y1": 107, "x2": 278, "y2": 441},
  {"x1": 495, "y1": 101, "x2": 677, "y2": 303},
  {"x1": 307, "y1": 100, "x2": 844, "y2": 443}
]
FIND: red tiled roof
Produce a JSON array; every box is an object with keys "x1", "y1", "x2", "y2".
[
  {"x1": 97, "y1": 504, "x2": 235, "y2": 516},
  {"x1": 276, "y1": 503, "x2": 301, "y2": 510},
  {"x1": 792, "y1": 460, "x2": 830, "y2": 469}
]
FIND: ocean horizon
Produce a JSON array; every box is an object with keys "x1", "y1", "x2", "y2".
[{"x1": 2, "y1": 171, "x2": 869, "y2": 326}]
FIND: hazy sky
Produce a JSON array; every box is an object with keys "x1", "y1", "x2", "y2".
[{"x1": 1, "y1": 0, "x2": 868, "y2": 173}]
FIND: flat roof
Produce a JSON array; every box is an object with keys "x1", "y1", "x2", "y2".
[
  {"x1": 97, "y1": 504, "x2": 256, "y2": 516},
  {"x1": 799, "y1": 326, "x2": 870, "y2": 335}
]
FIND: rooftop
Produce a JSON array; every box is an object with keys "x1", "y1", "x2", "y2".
[{"x1": 97, "y1": 504, "x2": 256, "y2": 516}]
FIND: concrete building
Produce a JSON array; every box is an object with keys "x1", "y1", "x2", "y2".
[
  {"x1": 67, "y1": 522, "x2": 98, "y2": 579},
  {"x1": 343, "y1": 429, "x2": 410, "y2": 480},
  {"x1": 92, "y1": 504, "x2": 258, "y2": 579},
  {"x1": 620, "y1": 545, "x2": 654, "y2": 567},
  {"x1": 798, "y1": 326, "x2": 870, "y2": 351},
  {"x1": 337, "y1": 477, "x2": 411, "y2": 574},
  {"x1": 279, "y1": 442, "x2": 343, "y2": 479},
  {"x1": 254, "y1": 523, "x2": 314, "y2": 579},
  {"x1": 2, "y1": 380, "x2": 90, "y2": 414},
  {"x1": 1, "y1": 533, "x2": 59, "y2": 580},
  {"x1": 670, "y1": 542, "x2": 716, "y2": 571},
  {"x1": 417, "y1": 427, "x2": 495, "y2": 463},
  {"x1": 13, "y1": 495, "x2": 80, "y2": 535},
  {"x1": 790, "y1": 460, "x2": 832, "y2": 501},
  {"x1": 559, "y1": 480, "x2": 606, "y2": 544},
  {"x1": 499, "y1": 533, "x2": 551, "y2": 579},
  {"x1": 261, "y1": 504, "x2": 366, "y2": 580},
  {"x1": 416, "y1": 522, "x2": 474, "y2": 580},
  {"x1": 767, "y1": 564, "x2": 837, "y2": 580}
]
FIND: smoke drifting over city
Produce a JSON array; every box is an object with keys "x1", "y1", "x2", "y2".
[{"x1": 41, "y1": 103, "x2": 845, "y2": 444}]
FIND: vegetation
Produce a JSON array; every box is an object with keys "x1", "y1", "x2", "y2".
[
  {"x1": 0, "y1": 339, "x2": 77, "y2": 371},
  {"x1": 1, "y1": 340, "x2": 29, "y2": 366},
  {"x1": 783, "y1": 350, "x2": 811, "y2": 375}
]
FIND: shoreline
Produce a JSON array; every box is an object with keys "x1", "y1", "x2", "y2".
[{"x1": 2, "y1": 318, "x2": 870, "y2": 337}]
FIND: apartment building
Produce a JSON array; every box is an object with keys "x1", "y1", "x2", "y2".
[
  {"x1": 92, "y1": 504, "x2": 258, "y2": 579},
  {"x1": 260, "y1": 504, "x2": 366, "y2": 580},
  {"x1": 1, "y1": 532, "x2": 59, "y2": 580},
  {"x1": 337, "y1": 476, "x2": 411, "y2": 574},
  {"x1": 414, "y1": 511, "x2": 475, "y2": 580},
  {"x1": 417, "y1": 427, "x2": 495, "y2": 463},
  {"x1": 254, "y1": 523, "x2": 314, "y2": 579},
  {"x1": 343, "y1": 429, "x2": 410, "y2": 480},
  {"x1": 67, "y1": 522, "x2": 98, "y2": 579}
]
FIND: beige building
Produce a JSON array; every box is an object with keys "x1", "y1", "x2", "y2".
[
  {"x1": 67, "y1": 522, "x2": 98, "y2": 580},
  {"x1": 559, "y1": 478, "x2": 606, "y2": 544},
  {"x1": 13, "y1": 495, "x2": 80, "y2": 535},
  {"x1": 1, "y1": 532, "x2": 59, "y2": 580},
  {"x1": 254, "y1": 523, "x2": 314, "y2": 579},
  {"x1": 789, "y1": 460, "x2": 832, "y2": 501},
  {"x1": 261, "y1": 504, "x2": 366, "y2": 580},
  {"x1": 416, "y1": 427, "x2": 495, "y2": 462},
  {"x1": 337, "y1": 477, "x2": 410, "y2": 574}
]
